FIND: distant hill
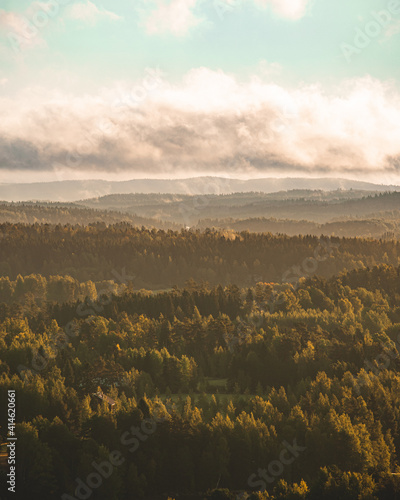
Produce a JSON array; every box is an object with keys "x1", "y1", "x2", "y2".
[
  {"x1": 1, "y1": 190, "x2": 400, "y2": 237},
  {"x1": 1, "y1": 189, "x2": 400, "y2": 239},
  {"x1": 0, "y1": 202, "x2": 179, "y2": 229},
  {"x1": 196, "y1": 217, "x2": 400, "y2": 239},
  {"x1": 0, "y1": 176, "x2": 398, "y2": 202},
  {"x1": 79, "y1": 190, "x2": 400, "y2": 224}
]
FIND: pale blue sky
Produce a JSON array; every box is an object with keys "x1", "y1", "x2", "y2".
[{"x1": 1, "y1": 0, "x2": 399, "y2": 90}]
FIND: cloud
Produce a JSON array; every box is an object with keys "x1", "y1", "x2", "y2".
[
  {"x1": 0, "y1": 9, "x2": 47, "y2": 51},
  {"x1": 0, "y1": 1, "x2": 120, "y2": 55},
  {"x1": 1, "y1": 70, "x2": 400, "y2": 183},
  {"x1": 140, "y1": 0, "x2": 203, "y2": 36},
  {"x1": 255, "y1": 0, "x2": 311, "y2": 20},
  {"x1": 139, "y1": 0, "x2": 311, "y2": 37},
  {"x1": 382, "y1": 18, "x2": 400, "y2": 42},
  {"x1": 65, "y1": 1, "x2": 122, "y2": 25}
]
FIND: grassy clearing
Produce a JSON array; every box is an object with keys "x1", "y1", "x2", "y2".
[
  {"x1": 156, "y1": 393, "x2": 257, "y2": 405},
  {"x1": 206, "y1": 377, "x2": 228, "y2": 389}
]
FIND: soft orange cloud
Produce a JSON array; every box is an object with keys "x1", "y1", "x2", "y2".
[{"x1": 1, "y1": 70, "x2": 400, "y2": 183}]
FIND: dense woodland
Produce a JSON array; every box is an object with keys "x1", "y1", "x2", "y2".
[
  {"x1": 1, "y1": 250, "x2": 400, "y2": 497},
  {"x1": 195, "y1": 217, "x2": 400, "y2": 239},
  {"x1": 2, "y1": 224, "x2": 400, "y2": 499},
  {"x1": 1, "y1": 223, "x2": 400, "y2": 289},
  {"x1": 0, "y1": 204, "x2": 177, "y2": 230}
]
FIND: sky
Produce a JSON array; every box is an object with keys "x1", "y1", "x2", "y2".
[{"x1": 1, "y1": 0, "x2": 400, "y2": 184}]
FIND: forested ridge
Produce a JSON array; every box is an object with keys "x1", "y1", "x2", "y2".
[
  {"x1": 79, "y1": 191, "x2": 400, "y2": 224},
  {"x1": 3, "y1": 197, "x2": 400, "y2": 239},
  {"x1": 1, "y1": 223, "x2": 400, "y2": 288},
  {"x1": 195, "y1": 216, "x2": 400, "y2": 239},
  {"x1": 0, "y1": 190, "x2": 400, "y2": 238},
  {"x1": 1, "y1": 259, "x2": 400, "y2": 498},
  {"x1": 0, "y1": 203, "x2": 178, "y2": 230}
]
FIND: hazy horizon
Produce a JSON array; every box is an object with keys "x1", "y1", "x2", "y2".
[
  {"x1": 2, "y1": 173, "x2": 400, "y2": 187},
  {"x1": 1, "y1": 174, "x2": 400, "y2": 203}
]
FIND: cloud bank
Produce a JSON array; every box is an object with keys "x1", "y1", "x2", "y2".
[{"x1": 1, "y1": 69, "x2": 400, "y2": 182}]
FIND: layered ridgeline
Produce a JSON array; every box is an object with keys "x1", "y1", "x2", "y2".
[
  {"x1": 79, "y1": 190, "x2": 400, "y2": 224},
  {"x1": 1, "y1": 265, "x2": 400, "y2": 498},
  {"x1": 2, "y1": 189, "x2": 400, "y2": 238},
  {"x1": 1, "y1": 176, "x2": 398, "y2": 202}
]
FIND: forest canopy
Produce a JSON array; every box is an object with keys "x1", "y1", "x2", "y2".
[
  {"x1": 1, "y1": 237, "x2": 400, "y2": 498},
  {"x1": 0, "y1": 223, "x2": 399, "y2": 289}
]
